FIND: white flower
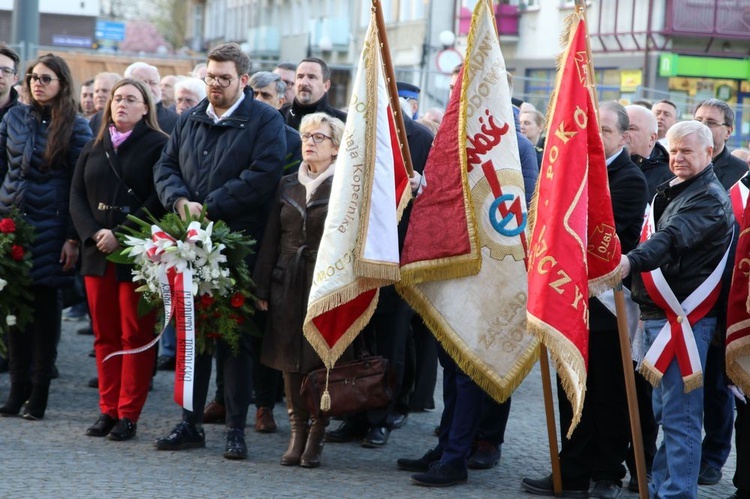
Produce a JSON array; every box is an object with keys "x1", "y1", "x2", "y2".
[
  {"x1": 0, "y1": 278, "x2": 6, "y2": 291},
  {"x1": 6, "y1": 315, "x2": 16, "y2": 326}
]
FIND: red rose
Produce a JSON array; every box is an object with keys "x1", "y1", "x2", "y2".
[
  {"x1": 230, "y1": 313, "x2": 245, "y2": 325},
  {"x1": 200, "y1": 294, "x2": 215, "y2": 307},
  {"x1": 230, "y1": 293, "x2": 245, "y2": 308},
  {"x1": 0, "y1": 218, "x2": 15, "y2": 233},
  {"x1": 10, "y1": 244, "x2": 24, "y2": 261}
]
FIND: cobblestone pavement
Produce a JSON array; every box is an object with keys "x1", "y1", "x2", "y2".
[{"x1": 0, "y1": 318, "x2": 737, "y2": 498}]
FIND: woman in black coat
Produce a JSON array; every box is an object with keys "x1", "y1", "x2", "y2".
[
  {"x1": 70, "y1": 79, "x2": 168, "y2": 441},
  {"x1": 254, "y1": 112, "x2": 344, "y2": 469},
  {"x1": 0, "y1": 54, "x2": 92, "y2": 420}
]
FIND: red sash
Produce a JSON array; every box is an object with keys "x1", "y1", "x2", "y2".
[
  {"x1": 639, "y1": 203, "x2": 730, "y2": 392},
  {"x1": 730, "y1": 175, "x2": 749, "y2": 226}
]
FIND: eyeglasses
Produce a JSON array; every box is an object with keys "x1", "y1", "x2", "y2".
[
  {"x1": 301, "y1": 132, "x2": 333, "y2": 144},
  {"x1": 694, "y1": 118, "x2": 728, "y2": 128},
  {"x1": 112, "y1": 95, "x2": 143, "y2": 105},
  {"x1": 0, "y1": 66, "x2": 16, "y2": 77},
  {"x1": 27, "y1": 74, "x2": 59, "y2": 86},
  {"x1": 203, "y1": 75, "x2": 237, "y2": 88}
]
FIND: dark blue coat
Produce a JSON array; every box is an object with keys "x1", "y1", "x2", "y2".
[
  {"x1": 153, "y1": 88, "x2": 287, "y2": 261},
  {"x1": 0, "y1": 105, "x2": 92, "y2": 286}
]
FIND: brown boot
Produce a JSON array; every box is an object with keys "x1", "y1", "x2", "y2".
[
  {"x1": 255, "y1": 406, "x2": 278, "y2": 433},
  {"x1": 299, "y1": 417, "x2": 329, "y2": 468},
  {"x1": 280, "y1": 411, "x2": 309, "y2": 466}
]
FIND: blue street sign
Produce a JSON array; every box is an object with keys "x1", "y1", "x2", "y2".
[{"x1": 95, "y1": 20, "x2": 126, "y2": 41}]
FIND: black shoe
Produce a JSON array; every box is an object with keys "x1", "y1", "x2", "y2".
[
  {"x1": 521, "y1": 474, "x2": 589, "y2": 497},
  {"x1": 88, "y1": 349, "x2": 95, "y2": 358},
  {"x1": 362, "y1": 426, "x2": 390, "y2": 448},
  {"x1": 392, "y1": 412, "x2": 408, "y2": 429},
  {"x1": 108, "y1": 418, "x2": 137, "y2": 441},
  {"x1": 154, "y1": 421, "x2": 205, "y2": 450},
  {"x1": 411, "y1": 461, "x2": 468, "y2": 487},
  {"x1": 698, "y1": 464, "x2": 722, "y2": 485},
  {"x1": 325, "y1": 419, "x2": 368, "y2": 443},
  {"x1": 590, "y1": 480, "x2": 622, "y2": 499},
  {"x1": 223, "y1": 428, "x2": 248, "y2": 460},
  {"x1": 467, "y1": 441, "x2": 501, "y2": 470},
  {"x1": 86, "y1": 413, "x2": 118, "y2": 437},
  {"x1": 156, "y1": 356, "x2": 175, "y2": 371},
  {"x1": 88, "y1": 377, "x2": 98, "y2": 388},
  {"x1": 77, "y1": 326, "x2": 93, "y2": 335},
  {"x1": 397, "y1": 448, "x2": 442, "y2": 472}
]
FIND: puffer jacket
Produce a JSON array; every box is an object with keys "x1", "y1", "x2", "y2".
[
  {"x1": 628, "y1": 165, "x2": 734, "y2": 319},
  {"x1": 0, "y1": 104, "x2": 92, "y2": 286},
  {"x1": 153, "y1": 87, "x2": 287, "y2": 262}
]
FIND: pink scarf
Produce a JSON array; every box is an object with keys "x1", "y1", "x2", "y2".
[{"x1": 109, "y1": 125, "x2": 133, "y2": 150}]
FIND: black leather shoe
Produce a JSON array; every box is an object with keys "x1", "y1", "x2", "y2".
[
  {"x1": 88, "y1": 377, "x2": 98, "y2": 388},
  {"x1": 362, "y1": 426, "x2": 390, "y2": 448},
  {"x1": 86, "y1": 413, "x2": 118, "y2": 437},
  {"x1": 411, "y1": 461, "x2": 468, "y2": 487},
  {"x1": 521, "y1": 474, "x2": 589, "y2": 497},
  {"x1": 467, "y1": 441, "x2": 501, "y2": 470},
  {"x1": 325, "y1": 419, "x2": 368, "y2": 443},
  {"x1": 108, "y1": 418, "x2": 137, "y2": 441},
  {"x1": 397, "y1": 448, "x2": 442, "y2": 472},
  {"x1": 392, "y1": 412, "x2": 408, "y2": 429},
  {"x1": 154, "y1": 421, "x2": 205, "y2": 450},
  {"x1": 223, "y1": 428, "x2": 248, "y2": 460},
  {"x1": 156, "y1": 356, "x2": 175, "y2": 371},
  {"x1": 77, "y1": 326, "x2": 94, "y2": 335},
  {"x1": 698, "y1": 464, "x2": 722, "y2": 485}
]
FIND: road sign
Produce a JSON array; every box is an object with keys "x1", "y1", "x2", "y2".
[{"x1": 95, "y1": 20, "x2": 126, "y2": 42}]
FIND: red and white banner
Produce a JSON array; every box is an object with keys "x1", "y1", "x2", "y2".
[
  {"x1": 398, "y1": 0, "x2": 537, "y2": 403},
  {"x1": 727, "y1": 175, "x2": 750, "y2": 393},
  {"x1": 525, "y1": 12, "x2": 622, "y2": 436},
  {"x1": 303, "y1": 10, "x2": 408, "y2": 369}
]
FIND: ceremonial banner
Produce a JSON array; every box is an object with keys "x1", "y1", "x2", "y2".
[
  {"x1": 398, "y1": 0, "x2": 537, "y2": 403},
  {"x1": 526, "y1": 13, "x2": 621, "y2": 436},
  {"x1": 303, "y1": 11, "x2": 408, "y2": 370},
  {"x1": 727, "y1": 175, "x2": 750, "y2": 393}
]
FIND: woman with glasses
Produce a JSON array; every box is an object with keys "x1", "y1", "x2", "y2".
[
  {"x1": 0, "y1": 54, "x2": 92, "y2": 419},
  {"x1": 70, "y1": 78, "x2": 168, "y2": 441},
  {"x1": 254, "y1": 112, "x2": 344, "y2": 468}
]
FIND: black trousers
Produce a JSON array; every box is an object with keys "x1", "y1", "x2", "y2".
[
  {"x1": 182, "y1": 332, "x2": 252, "y2": 429},
  {"x1": 735, "y1": 397, "x2": 750, "y2": 493},
  {"x1": 8, "y1": 285, "x2": 61, "y2": 385},
  {"x1": 474, "y1": 395, "x2": 511, "y2": 447},
  {"x1": 558, "y1": 328, "x2": 629, "y2": 487},
  {"x1": 403, "y1": 315, "x2": 438, "y2": 412}
]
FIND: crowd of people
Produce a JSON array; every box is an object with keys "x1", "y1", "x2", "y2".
[{"x1": 0, "y1": 39, "x2": 747, "y2": 498}]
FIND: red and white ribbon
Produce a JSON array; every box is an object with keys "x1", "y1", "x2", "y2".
[
  {"x1": 639, "y1": 204, "x2": 731, "y2": 391},
  {"x1": 730, "y1": 175, "x2": 749, "y2": 225}
]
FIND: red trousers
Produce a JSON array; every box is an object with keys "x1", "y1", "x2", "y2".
[{"x1": 85, "y1": 263, "x2": 156, "y2": 421}]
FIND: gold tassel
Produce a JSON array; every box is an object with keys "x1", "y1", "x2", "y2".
[{"x1": 320, "y1": 368, "x2": 332, "y2": 412}]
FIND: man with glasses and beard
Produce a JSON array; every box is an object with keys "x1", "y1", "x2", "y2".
[
  {"x1": 0, "y1": 43, "x2": 19, "y2": 122},
  {"x1": 153, "y1": 42, "x2": 287, "y2": 461}
]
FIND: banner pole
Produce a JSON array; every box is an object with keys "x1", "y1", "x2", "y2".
[
  {"x1": 614, "y1": 286, "x2": 649, "y2": 499},
  {"x1": 539, "y1": 345, "x2": 563, "y2": 495},
  {"x1": 372, "y1": 0, "x2": 414, "y2": 176}
]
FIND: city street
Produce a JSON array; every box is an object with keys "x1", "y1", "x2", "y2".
[{"x1": 0, "y1": 318, "x2": 737, "y2": 498}]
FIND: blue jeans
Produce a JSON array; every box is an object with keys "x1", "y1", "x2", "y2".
[
  {"x1": 644, "y1": 317, "x2": 716, "y2": 499},
  {"x1": 160, "y1": 323, "x2": 176, "y2": 358}
]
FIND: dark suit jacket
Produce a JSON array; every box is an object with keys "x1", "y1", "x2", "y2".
[{"x1": 590, "y1": 148, "x2": 648, "y2": 331}]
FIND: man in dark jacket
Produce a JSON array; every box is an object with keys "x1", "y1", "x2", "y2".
[
  {"x1": 693, "y1": 98, "x2": 747, "y2": 486},
  {"x1": 622, "y1": 120, "x2": 734, "y2": 499},
  {"x1": 0, "y1": 43, "x2": 19, "y2": 123},
  {"x1": 152, "y1": 42, "x2": 287, "y2": 461},
  {"x1": 284, "y1": 57, "x2": 346, "y2": 130},
  {"x1": 626, "y1": 104, "x2": 673, "y2": 200},
  {"x1": 523, "y1": 101, "x2": 648, "y2": 499}
]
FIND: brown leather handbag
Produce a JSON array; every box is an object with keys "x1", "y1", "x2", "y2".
[{"x1": 300, "y1": 356, "x2": 393, "y2": 418}]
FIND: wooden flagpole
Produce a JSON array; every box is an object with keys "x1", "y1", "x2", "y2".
[
  {"x1": 574, "y1": 1, "x2": 648, "y2": 497},
  {"x1": 372, "y1": 0, "x2": 414, "y2": 176},
  {"x1": 539, "y1": 346, "x2": 563, "y2": 495}
]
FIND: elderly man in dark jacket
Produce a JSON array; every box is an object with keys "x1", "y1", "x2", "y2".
[
  {"x1": 621, "y1": 120, "x2": 734, "y2": 499},
  {"x1": 152, "y1": 43, "x2": 286, "y2": 461}
]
